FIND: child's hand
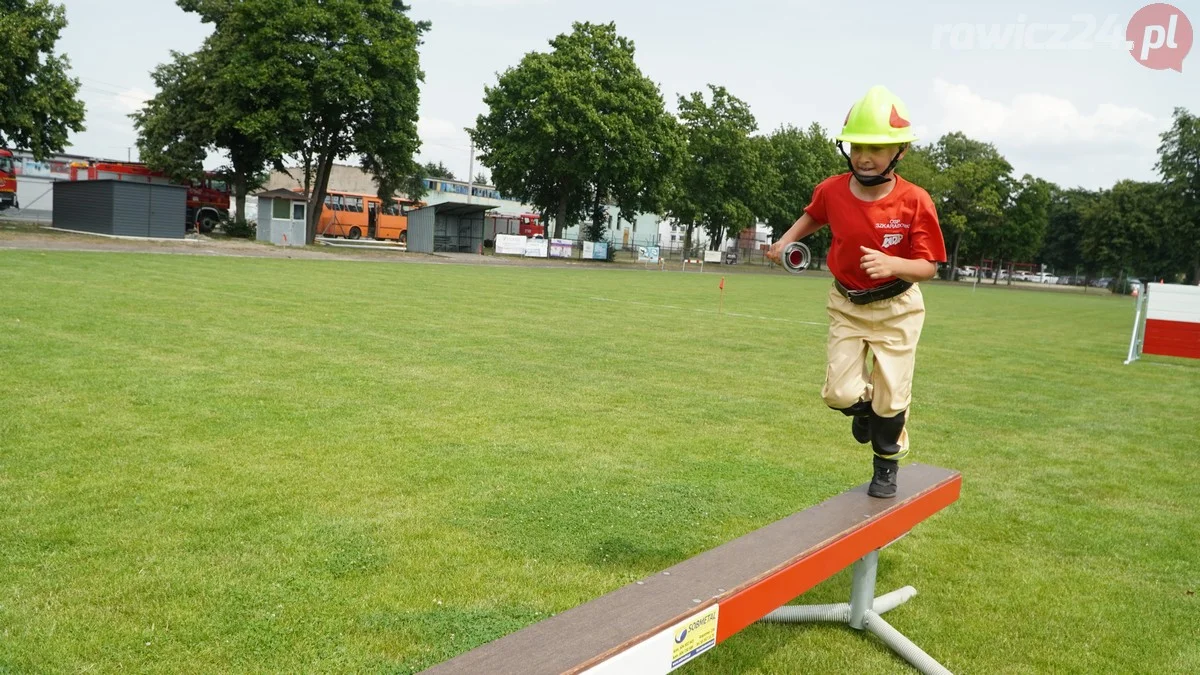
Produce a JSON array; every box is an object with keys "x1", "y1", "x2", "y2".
[
  {"x1": 766, "y1": 242, "x2": 783, "y2": 264},
  {"x1": 859, "y1": 246, "x2": 897, "y2": 280}
]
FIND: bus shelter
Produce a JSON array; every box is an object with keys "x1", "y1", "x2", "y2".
[{"x1": 405, "y1": 201, "x2": 495, "y2": 254}]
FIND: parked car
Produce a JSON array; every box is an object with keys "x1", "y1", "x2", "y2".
[
  {"x1": 1115, "y1": 279, "x2": 1143, "y2": 295},
  {"x1": 1029, "y1": 272, "x2": 1059, "y2": 284},
  {"x1": 1091, "y1": 277, "x2": 1112, "y2": 288},
  {"x1": 955, "y1": 265, "x2": 977, "y2": 278}
]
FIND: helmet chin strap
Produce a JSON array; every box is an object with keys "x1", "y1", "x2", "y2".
[{"x1": 838, "y1": 142, "x2": 907, "y2": 187}]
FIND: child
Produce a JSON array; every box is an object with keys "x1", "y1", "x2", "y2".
[{"x1": 769, "y1": 85, "x2": 947, "y2": 498}]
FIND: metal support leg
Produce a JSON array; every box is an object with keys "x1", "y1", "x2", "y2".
[
  {"x1": 848, "y1": 550, "x2": 878, "y2": 629},
  {"x1": 760, "y1": 549, "x2": 952, "y2": 674}
]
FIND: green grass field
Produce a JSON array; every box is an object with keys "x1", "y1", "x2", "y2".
[{"x1": 1, "y1": 249, "x2": 1197, "y2": 673}]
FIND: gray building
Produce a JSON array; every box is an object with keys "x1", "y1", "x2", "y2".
[
  {"x1": 52, "y1": 179, "x2": 187, "y2": 239},
  {"x1": 405, "y1": 202, "x2": 495, "y2": 254},
  {"x1": 255, "y1": 189, "x2": 309, "y2": 246}
]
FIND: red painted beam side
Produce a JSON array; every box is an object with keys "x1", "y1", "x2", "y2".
[
  {"x1": 715, "y1": 474, "x2": 961, "y2": 643},
  {"x1": 1144, "y1": 319, "x2": 1200, "y2": 360}
]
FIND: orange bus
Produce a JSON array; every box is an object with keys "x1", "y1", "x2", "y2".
[{"x1": 314, "y1": 190, "x2": 419, "y2": 242}]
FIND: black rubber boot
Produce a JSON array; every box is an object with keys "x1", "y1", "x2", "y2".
[
  {"x1": 869, "y1": 410, "x2": 907, "y2": 459},
  {"x1": 868, "y1": 455, "x2": 899, "y2": 498},
  {"x1": 852, "y1": 414, "x2": 871, "y2": 444},
  {"x1": 834, "y1": 400, "x2": 873, "y2": 445},
  {"x1": 867, "y1": 410, "x2": 906, "y2": 498}
]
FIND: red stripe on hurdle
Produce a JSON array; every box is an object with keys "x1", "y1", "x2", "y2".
[
  {"x1": 1144, "y1": 318, "x2": 1200, "y2": 360},
  {"x1": 715, "y1": 473, "x2": 962, "y2": 643}
]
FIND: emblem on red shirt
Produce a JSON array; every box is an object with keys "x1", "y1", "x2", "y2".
[{"x1": 882, "y1": 233, "x2": 904, "y2": 248}]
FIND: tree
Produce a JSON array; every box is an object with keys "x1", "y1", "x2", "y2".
[
  {"x1": 133, "y1": 36, "x2": 279, "y2": 227},
  {"x1": 924, "y1": 133, "x2": 1014, "y2": 279},
  {"x1": 0, "y1": 0, "x2": 86, "y2": 159},
  {"x1": 473, "y1": 172, "x2": 489, "y2": 186},
  {"x1": 759, "y1": 123, "x2": 840, "y2": 267},
  {"x1": 1156, "y1": 107, "x2": 1200, "y2": 283},
  {"x1": 471, "y1": 22, "x2": 680, "y2": 240},
  {"x1": 133, "y1": 52, "x2": 209, "y2": 183},
  {"x1": 985, "y1": 174, "x2": 1051, "y2": 283},
  {"x1": 896, "y1": 144, "x2": 941, "y2": 195},
  {"x1": 1041, "y1": 187, "x2": 1100, "y2": 281},
  {"x1": 180, "y1": 0, "x2": 430, "y2": 244},
  {"x1": 422, "y1": 161, "x2": 456, "y2": 180},
  {"x1": 1081, "y1": 181, "x2": 1167, "y2": 289},
  {"x1": 668, "y1": 85, "x2": 763, "y2": 252}
]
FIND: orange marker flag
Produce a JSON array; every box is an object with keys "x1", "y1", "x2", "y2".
[{"x1": 719, "y1": 277, "x2": 725, "y2": 290}]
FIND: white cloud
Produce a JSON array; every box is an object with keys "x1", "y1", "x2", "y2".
[
  {"x1": 926, "y1": 78, "x2": 1174, "y2": 187},
  {"x1": 115, "y1": 87, "x2": 153, "y2": 113},
  {"x1": 416, "y1": 116, "x2": 477, "y2": 177},
  {"x1": 425, "y1": 0, "x2": 551, "y2": 6},
  {"x1": 418, "y1": 117, "x2": 468, "y2": 149},
  {"x1": 930, "y1": 78, "x2": 1164, "y2": 149}
]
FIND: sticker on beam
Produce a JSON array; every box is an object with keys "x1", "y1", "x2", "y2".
[{"x1": 582, "y1": 605, "x2": 720, "y2": 675}]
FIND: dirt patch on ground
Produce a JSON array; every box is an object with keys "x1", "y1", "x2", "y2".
[
  {"x1": 0, "y1": 221, "x2": 808, "y2": 276},
  {"x1": 0, "y1": 223, "x2": 430, "y2": 262}
]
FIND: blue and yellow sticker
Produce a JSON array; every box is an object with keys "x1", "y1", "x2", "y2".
[{"x1": 670, "y1": 605, "x2": 719, "y2": 670}]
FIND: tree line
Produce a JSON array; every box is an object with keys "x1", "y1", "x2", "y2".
[
  {"x1": 4, "y1": 3, "x2": 1198, "y2": 284},
  {"x1": 470, "y1": 22, "x2": 1199, "y2": 285}
]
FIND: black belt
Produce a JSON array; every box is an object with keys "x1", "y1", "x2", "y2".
[{"x1": 834, "y1": 279, "x2": 913, "y2": 305}]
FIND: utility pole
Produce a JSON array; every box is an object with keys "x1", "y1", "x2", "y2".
[{"x1": 467, "y1": 138, "x2": 475, "y2": 204}]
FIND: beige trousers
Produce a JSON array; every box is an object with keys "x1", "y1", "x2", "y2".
[{"x1": 821, "y1": 283, "x2": 926, "y2": 424}]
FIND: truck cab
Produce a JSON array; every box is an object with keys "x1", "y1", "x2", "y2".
[{"x1": 0, "y1": 149, "x2": 16, "y2": 211}]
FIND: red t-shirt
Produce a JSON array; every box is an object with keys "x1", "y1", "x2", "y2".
[{"x1": 804, "y1": 173, "x2": 947, "y2": 290}]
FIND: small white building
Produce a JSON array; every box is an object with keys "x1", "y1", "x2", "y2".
[{"x1": 255, "y1": 189, "x2": 309, "y2": 246}]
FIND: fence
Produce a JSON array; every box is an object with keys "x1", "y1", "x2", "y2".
[{"x1": 485, "y1": 236, "x2": 827, "y2": 271}]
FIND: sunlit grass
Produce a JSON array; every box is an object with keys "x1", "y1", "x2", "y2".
[{"x1": 0, "y1": 250, "x2": 1195, "y2": 673}]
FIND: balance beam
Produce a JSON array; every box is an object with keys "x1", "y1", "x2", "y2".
[{"x1": 423, "y1": 463, "x2": 961, "y2": 675}]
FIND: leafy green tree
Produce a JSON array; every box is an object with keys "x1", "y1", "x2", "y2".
[
  {"x1": 1081, "y1": 181, "x2": 1167, "y2": 289},
  {"x1": 0, "y1": 0, "x2": 86, "y2": 159},
  {"x1": 133, "y1": 39, "x2": 278, "y2": 227},
  {"x1": 180, "y1": 0, "x2": 430, "y2": 244},
  {"x1": 925, "y1": 133, "x2": 1014, "y2": 278},
  {"x1": 759, "y1": 123, "x2": 840, "y2": 267},
  {"x1": 1041, "y1": 187, "x2": 1100, "y2": 281},
  {"x1": 669, "y1": 85, "x2": 763, "y2": 251},
  {"x1": 471, "y1": 22, "x2": 680, "y2": 239},
  {"x1": 896, "y1": 144, "x2": 941, "y2": 195},
  {"x1": 133, "y1": 52, "x2": 209, "y2": 183},
  {"x1": 1156, "y1": 107, "x2": 1200, "y2": 283},
  {"x1": 980, "y1": 175, "x2": 1050, "y2": 284}
]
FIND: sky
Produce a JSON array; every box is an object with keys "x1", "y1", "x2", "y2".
[{"x1": 53, "y1": 0, "x2": 1200, "y2": 191}]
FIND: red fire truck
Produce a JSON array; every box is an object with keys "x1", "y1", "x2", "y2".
[
  {"x1": 0, "y1": 149, "x2": 16, "y2": 211},
  {"x1": 484, "y1": 212, "x2": 544, "y2": 240},
  {"x1": 517, "y1": 213, "x2": 544, "y2": 237},
  {"x1": 68, "y1": 160, "x2": 230, "y2": 232}
]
